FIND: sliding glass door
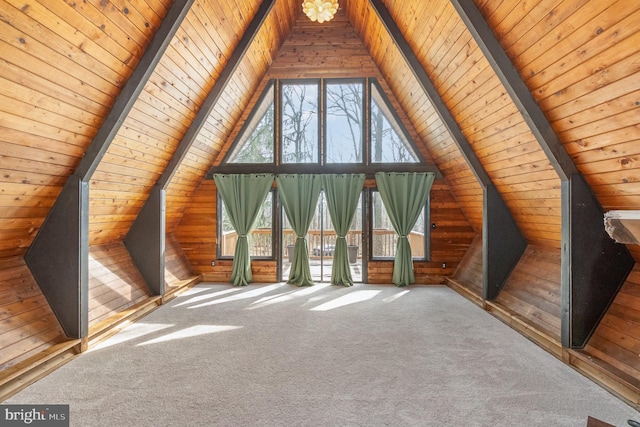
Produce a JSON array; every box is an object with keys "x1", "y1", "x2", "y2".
[{"x1": 281, "y1": 192, "x2": 363, "y2": 283}]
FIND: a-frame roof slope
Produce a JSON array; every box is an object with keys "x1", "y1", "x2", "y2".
[
  {"x1": 346, "y1": 0, "x2": 562, "y2": 248},
  {"x1": 2, "y1": 0, "x2": 639, "y2": 261}
]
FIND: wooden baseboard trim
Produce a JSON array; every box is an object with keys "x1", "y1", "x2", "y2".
[
  {"x1": 0, "y1": 340, "x2": 80, "y2": 402},
  {"x1": 87, "y1": 296, "x2": 163, "y2": 348},
  {"x1": 568, "y1": 350, "x2": 640, "y2": 410},
  {"x1": 412, "y1": 280, "x2": 640, "y2": 410},
  {"x1": 444, "y1": 278, "x2": 484, "y2": 308},
  {"x1": 88, "y1": 276, "x2": 202, "y2": 347},
  {"x1": 163, "y1": 275, "x2": 202, "y2": 304},
  {"x1": 485, "y1": 300, "x2": 563, "y2": 359}
]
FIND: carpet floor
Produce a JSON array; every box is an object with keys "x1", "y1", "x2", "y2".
[{"x1": 7, "y1": 283, "x2": 640, "y2": 426}]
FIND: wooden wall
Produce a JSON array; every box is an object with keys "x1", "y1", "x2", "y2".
[
  {"x1": 88, "y1": 243, "x2": 151, "y2": 330},
  {"x1": 494, "y1": 246, "x2": 562, "y2": 340},
  {"x1": 178, "y1": 180, "x2": 475, "y2": 285},
  {"x1": 450, "y1": 235, "x2": 483, "y2": 300},
  {"x1": 175, "y1": 180, "x2": 216, "y2": 275},
  {"x1": 165, "y1": 233, "x2": 198, "y2": 290},
  {"x1": 346, "y1": 0, "x2": 562, "y2": 250},
  {"x1": 163, "y1": 0, "x2": 297, "y2": 234},
  {"x1": 0, "y1": 257, "x2": 66, "y2": 371},
  {"x1": 178, "y1": 6, "x2": 476, "y2": 284},
  {"x1": 585, "y1": 266, "x2": 640, "y2": 390}
]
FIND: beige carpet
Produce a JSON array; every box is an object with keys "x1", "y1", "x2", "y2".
[{"x1": 7, "y1": 283, "x2": 640, "y2": 426}]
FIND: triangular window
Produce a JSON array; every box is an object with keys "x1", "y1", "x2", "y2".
[
  {"x1": 223, "y1": 79, "x2": 422, "y2": 166},
  {"x1": 370, "y1": 81, "x2": 420, "y2": 163},
  {"x1": 226, "y1": 82, "x2": 274, "y2": 163}
]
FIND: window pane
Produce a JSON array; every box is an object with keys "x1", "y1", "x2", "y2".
[
  {"x1": 220, "y1": 192, "x2": 273, "y2": 258},
  {"x1": 370, "y1": 83, "x2": 420, "y2": 163},
  {"x1": 281, "y1": 83, "x2": 319, "y2": 163},
  {"x1": 326, "y1": 82, "x2": 363, "y2": 163},
  {"x1": 371, "y1": 192, "x2": 425, "y2": 258},
  {"x1": 228, "y1": 84, "x2": 274, "y2": 163}
]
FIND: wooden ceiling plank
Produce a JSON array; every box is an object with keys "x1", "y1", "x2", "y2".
[
  {"x1": 524, "y1": 1, "x2": 640, "y2": 93},
  {"x1": 23, "y1": 0, "x2": 195, "y2": 339},
  {"x1": 450, "y1": 0, "x2": 577, "y2": 181},
  {"x1": 75, "y1": 0, "x2": 195, "y2": 181},
  {"x1": 369, "y1": 0, "x2": 526, "y2": 301},
  {"x1": 124, "y1": 0, "x2": 276, "y2": 298},
  {"x1": 157, "y1": 0, "x2": 275, "y2": 189},
  {"x1": 370, "y1": 0, "x2": 490, "y2": 188}
]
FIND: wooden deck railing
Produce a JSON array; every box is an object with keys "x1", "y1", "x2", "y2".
[{"x1": 222, "y1": 228, "x2": 424, "y2": 259}]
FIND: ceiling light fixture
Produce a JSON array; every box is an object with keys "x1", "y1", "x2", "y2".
[{"x1": 302, "y1": 0, "x2": 339, "y2": 23}]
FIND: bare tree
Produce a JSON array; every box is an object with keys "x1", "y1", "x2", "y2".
[
  {"x1": 282, "y1": 84, "x2": 317, "y2": 163},
  {"x1": 231, "y1": 104, "x2": 274, "y2": 163},
  {"x1": 326, "y1": 83, "x2": 363, "y2": 162}
]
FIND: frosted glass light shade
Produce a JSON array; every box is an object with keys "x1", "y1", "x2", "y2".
[{"x1": 302, "y1": 0, "x2": 339, "y2": 23}]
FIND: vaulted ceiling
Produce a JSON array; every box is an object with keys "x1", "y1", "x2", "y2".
[{"x1": 2, "y1": 0, "x2": 638, "y2": 264}]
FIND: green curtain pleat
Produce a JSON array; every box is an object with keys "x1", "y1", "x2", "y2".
[
  {"x1": 375, "y1": 172, "x2": 435, "y2": 287},
  {"x1": 213, "y1": 174, "x2": 274, "y2": 286},
  {"x1": 322, "y1": 174, "x2": 365, "y2": 286},
  {"x1": 276, "y1": 174, "x2": 323, "y2": 286}
]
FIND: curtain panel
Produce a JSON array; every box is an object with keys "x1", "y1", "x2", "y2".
[
  {"x1": 375, "y1": 172, "x2": 435, "y2": 287},
  {"x1": 213, "y1": 174, "x2": 274, "y2": 286},
  {"x1": 276, "y1": 174, "x2": 323, "y2": 286},
  {"x1": 322, "y1": 174, "x2": 365, "y2": 286}
]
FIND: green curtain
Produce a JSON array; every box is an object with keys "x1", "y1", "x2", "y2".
[
  {"x1": 213, "y1": 174, "x2": 274, "y2": 286},
  {"x1": 375, "y1": 172, "x2": 435, "y2": 287},
  {"x1": 276, "y1": 174, "x2": 323, "y2": 286},
  {"x1": 322, "y1": 174, "x2": 365, "y2": 286}
]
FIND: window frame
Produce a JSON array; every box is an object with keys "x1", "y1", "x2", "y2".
[
  {"x1": 279, "y1": 79, "x2": 321, "y2": 165},
  {"x1": 323, "y1": 78, "x2": 366, "y2": 166},
  {"x1": 214, "y1": 77, "x2": 437, "y2": 267},
  {"x1": 222, "y1": 80, "x2": 276, "y2": 165},
  {"x1": 369, "y1": 79, "x2": 423, "y2": 165}
]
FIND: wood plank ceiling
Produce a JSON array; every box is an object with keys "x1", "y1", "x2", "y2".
[{"x1": 1, "y1": 0, "x2": 638, "y2": 262}]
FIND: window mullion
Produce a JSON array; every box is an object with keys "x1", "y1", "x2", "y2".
[{"x1": 320, "y1": 79, "x2": 325, "y2": 166}]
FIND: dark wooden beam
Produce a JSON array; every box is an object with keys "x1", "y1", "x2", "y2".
[
  {"x1": 25, "y1": 176, "x2": 88, "y2": 339},
  {"x1": 483, "y1": 185, "x2": 527, "y2": 300},
  {"x1": 206, "y1": 163, "x2": 443, "y2": 180},
  {"x1": 561, "y1": 175, "x2": 634, "y2": 348},
  {"x1": 127, "y1": 0, "x2": 275, "y2": 294},
  {"x1": 449, "y1": 0, "x2": 578, "y2": 181},
  {"x1": 75, "y1": 0, "x2": 195, "y2": 181},
  {"x1": 369, "y1": 0, "x2": 526, "y2": 299},
  {"x1": 450, "y1": 0, "x2": 635, "y2": 347},
  {"x1": 124, "y1": 185, "x2": 166, "y2": 296},
  {"x1": 25, "y1": 0, "x2": 195, "y2": 338},
  {"x1": 157, "y1": 0, "x2": 276, "y2": 189}
]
